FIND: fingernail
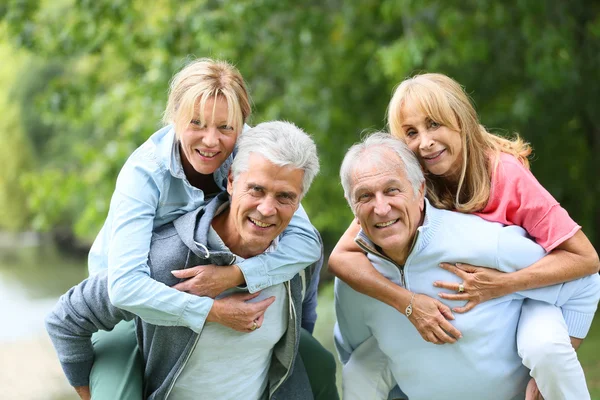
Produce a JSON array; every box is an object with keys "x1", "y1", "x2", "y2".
[
  {"x1": 433, "y1": 282, "x2": 439, "y2": 287},
  {"x1": 438, "y1": 263, "x2": 443, "y2": 267},
  {"x1": 170, "y1": 270, "x2": 177, "y2": 275},
  {"x1": 455, "y1": 262, "x2": 461, "y2": 267}
]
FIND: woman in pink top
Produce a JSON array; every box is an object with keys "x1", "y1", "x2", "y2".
[{"x1": 329, "y1": 73, "x2": 599, "y2": 399}]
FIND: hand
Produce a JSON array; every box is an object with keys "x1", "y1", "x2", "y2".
[
  {"x1": 525, "y1": 378, "x2": 544, "y2": 400},
  {"x1": 74, "y1": 386, "x2": 91, "y2": 400},
  {"x1": 434, "y1": 262, "x2": 508, "y2": 313},
  {"x1": 207, "y1": 291, "x2": 276, "y2": 332},
  {"x1": 171, "y1": 264, "x2": 244, "y2": 298},
  {"x1": 407, "y1": 293, "x2": 462, "y2": 344}
]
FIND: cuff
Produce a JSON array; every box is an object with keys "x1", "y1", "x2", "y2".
[
  {"x1": 562, "y1": 309, "x2": 594, "y2": 339},
  {"x1": 179, "y1": 297, "x2": 214, "y2": 333},
  {"x1": 237, "y1": 258, "x2": 270, "y2": 293},
  {"x1": 61, "y1": 360, "x2": 94, "y2": 387}
]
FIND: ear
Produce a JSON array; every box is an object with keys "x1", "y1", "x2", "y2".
[{"x1": 227, "y1": 170, "x2": 234, "y2": 195}]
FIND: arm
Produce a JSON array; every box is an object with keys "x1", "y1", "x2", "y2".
[
  {"x1": 236, "y1": 204, "x2": 321, "y2": 293},
  {"x1": 170, "y1": 205, "x2": 322, "y2": 296},
  {"x1": 105, "y1": 159, "x2": 215, "y2": 333},
  {"x1": 45, "y1": 272, "x2": 134, "y2": 389},
  {"x1": 436, "y1": 155, "x2": 599, "y2": 310},
  {"x1": 301, "y1": 245, "x2": 324, "y2": 334},
  {"x1": 329, "y1": 220, "x2": 461, "y2": 344}
]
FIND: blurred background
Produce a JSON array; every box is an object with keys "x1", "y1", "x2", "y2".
[{"x1": 0, "y1": 0, "x2": 599, "y2": 398}]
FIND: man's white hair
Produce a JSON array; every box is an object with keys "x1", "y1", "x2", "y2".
[
  {"x1": 231, "y1": 121, "x2": 320, "y2": 198},
  {"x1": 340, "y1": 132, "x2": 425, "y2": 211}
]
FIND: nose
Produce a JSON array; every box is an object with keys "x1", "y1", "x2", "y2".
[
  {"x1": 256, "y1": 196, "x2": 277, "y2": 218},
  {"x1": 202, "y1": 126, "x2": 220, "y2": 148},
  {"x1": 418, "y1": 131, "x2": 435, "y2": 151},
  {"x1": 373, "y1": 193, "x2": 391, "y2": 216}
]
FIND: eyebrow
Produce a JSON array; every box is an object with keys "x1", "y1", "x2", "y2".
[
  {"x1": 247, "y1": 183, "x2": 298, "y2": 200},
  {"x1": 353, "y1": 178, "x2": 403, "y2": 194}
]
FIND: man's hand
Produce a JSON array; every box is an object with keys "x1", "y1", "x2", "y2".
[
  {"x1": 74, "y1": 386, "x2": 91, "y2": 400},
  {"x1": 171, "y1": 264, "x2": 244, "y2": 298},
  {"x1": 434, "y1": 262, "x2": 508, "y2": 313},
  {"x1": 525, "y1": 378, "x2": 544, "y2": 400},
  {"x1": 407, "y1": 294, "x2": 462, "y2": 344},
  {"x1": 207, "y1": 292, "x2": 276, "y2": 332}
]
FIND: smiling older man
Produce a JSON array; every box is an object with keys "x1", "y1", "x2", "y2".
[
  {"x1": 46, "y1": 121, "x2": 330, "y2": 400},
  {"x1": 334, "y1": 132, "x2": 600, "y2": 400}
]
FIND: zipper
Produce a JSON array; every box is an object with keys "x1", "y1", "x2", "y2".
[
  {"x1": 355, "y1": 238, "x2": 407, "y2": 287},
  {"x1": 164, "y1": 333, "x2": 201, "y2": 399},
  {"x1": 269, "y1": 281, "x2": 296, "y2": 398}
]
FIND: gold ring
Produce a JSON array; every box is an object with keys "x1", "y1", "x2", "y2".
[
  {"x1": 458, "y1": 283, "x2": 465, "y2": 293},
  {"x1": 250, "y1": 321, "x2": 258, "y2": 331}
]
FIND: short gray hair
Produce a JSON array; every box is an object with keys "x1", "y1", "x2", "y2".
[
  {"x1": 340, "y1": 132, "x2": 425, "y2": 210},
  {"x1": 231, "y1": 121, "x2": 320, "y2": 198}
]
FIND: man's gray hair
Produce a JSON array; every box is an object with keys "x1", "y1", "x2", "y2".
[
  {"x1": 340, "y1": 132, "x2": 425, "y2": 209},
  {"x1": 231, "y1": 121, "x2": 320, "y2": 198}
]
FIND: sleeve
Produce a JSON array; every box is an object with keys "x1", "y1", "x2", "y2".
[
  {"x1": 486, "y1": 155, "x2": 580, "y2": 251},
  {"x1": 106, "y1": 157, "x2": 214, "y2": 333},
  {"x1": 45, "y1": 272, "x2": 134, "y2": 387},
  {"x1": 300, "y1": 241, "x2": 323, "y2": 334},
  {"x1": 497, "y1": 226, "x2": 600, "y2": 337},
  {"x1": 236, "y1": 203, "x2": 321, "y2": 293}
]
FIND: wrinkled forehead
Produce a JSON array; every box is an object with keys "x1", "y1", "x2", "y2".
[
  {"x1": 350, "y1": 150, "x2": 409, "y2": 191},
  {"x1": 233, "y1": 154, "x2": 304, "y2": 196}
]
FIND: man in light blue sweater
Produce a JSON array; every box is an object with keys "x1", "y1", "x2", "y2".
[{"x1": 334, "y1": 133, "x2": 600, "y2": 400}]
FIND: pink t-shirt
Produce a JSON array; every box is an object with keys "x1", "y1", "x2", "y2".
[{"x1": 474, "y1": 152, "x2": 580, "y2": 252}]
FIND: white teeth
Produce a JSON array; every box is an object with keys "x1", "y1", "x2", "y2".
[
  {"x1": 198, "y1": 150, "x2": 218, "y2": 157},
  {"x1": 375, "y1": 219, "x2": 398, "y2": 228},
  {"x1": 250, "y1": 218, "x2": 272, "y2": 228}
]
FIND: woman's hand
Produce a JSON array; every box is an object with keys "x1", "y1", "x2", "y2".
[
  {"x1": 207, "y1": 292, "x2": 275, "y2": 332},
  {"x1": 434, "y1": 262, "x2": 510, "y2": 313},
  {"x1": 407, "y1": 293, "x2": 462, "y2": 344},
  {"x1": 171, "y1": 264, "x2": 244, "y2": 298},
  {"x1": 525, "y1": 378, "x2": 544, "y2": 400}
]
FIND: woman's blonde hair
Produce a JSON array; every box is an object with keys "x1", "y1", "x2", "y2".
[
  {"x1": 387, "y1": 73, "x2": 531, "y2": 212},
  {"x1": 163, "y1": 58, "x2": 251, "y2": 139}
]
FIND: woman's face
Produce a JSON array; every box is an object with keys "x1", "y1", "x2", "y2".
[
  {"x1": 179, "y1": 96, "x2": 239, "y2": 178},
  {"x1": 399, "y1": 100, "x2": 463, "y2": 183}
]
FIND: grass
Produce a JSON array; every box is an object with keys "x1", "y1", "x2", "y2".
[{"x1": 313, "y1": 281, "x2": 600, "y2": 399}]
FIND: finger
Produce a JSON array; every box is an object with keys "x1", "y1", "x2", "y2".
[
  {"x1": 171, "y1": 267, "x2": 200, "y2": 278},
  {"x1": 253, "y1": 296, "x2": 276, "y2": 312},
  {"x1": 255, "y1": 314, "x2": 265, "y2": 327},
  {"x1": 172, "y1": 281, "x2": 191, "y2": 292},
  {"x1": 426, "y1": 332, "x2": 441, "y2": 345},
  {"x1": 438, "y1": 292, "x2": 470, "y2": 301},
  {"x1": 438, "y1": 263, "x2": 468, "y2": 278},
  {"x1": 439, "y1": 319, "x2": 462, "y2": 339},
  {"x1": 433, "y1": 326, "x2": 456, "y2": 344},
  {"x1": 436, "y1": 302, "x2": 455, "y2": 320},
  {"x1": 236, "y1": 291, "x2": 262, "y2": 301},
  {"x1": 433, "y1": 281, "x2": 463, "y2": 291},
  {"x1": 453, "y1": 301, "x2": 478, "y2": 313},
  {"x1": 454, "y1": 262, "x2": 479, "y2": 273}
]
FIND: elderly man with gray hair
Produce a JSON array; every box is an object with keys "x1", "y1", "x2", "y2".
[
  {"x1": 334, "y1": 132, "x2": 600, "y2": 400},
  {"x1": 46, "y1": 121, "x2": 332, "y2": 400}
]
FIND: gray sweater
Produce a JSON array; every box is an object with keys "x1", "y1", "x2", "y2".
[{"x1": 46, "y1": 192, "x2": 321, "y2": 399}]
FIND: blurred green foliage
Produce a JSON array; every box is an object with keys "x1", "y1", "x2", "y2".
[{"x1": 1, "y1": 0, "x2": 599, "y2": 250}]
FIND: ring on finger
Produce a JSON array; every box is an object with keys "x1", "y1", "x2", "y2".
[
  {"x1": 457, "y1": 283, "x2": 465, "y2": 293},
  {"x1": 250, "y1": 321, "x2": 258, "y2": 331}
]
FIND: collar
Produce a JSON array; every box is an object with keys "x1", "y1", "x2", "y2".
[{"x1": 355, "y1": 198, "x2": 441, "y2": 264}]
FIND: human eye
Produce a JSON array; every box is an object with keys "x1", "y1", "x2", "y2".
[
  {"x1": 428, "y1": 119, "x2": 441, "y2": 129},
  {"x1": 218, "y1": 124, "x2": 235, "y2": 132},
  {"x1": 385, "y1": 187, "x2": 401, "y2": 195},
  {"x1": 190, "y1": 120, "x2": 205, "y2": 128},
  {"x1": 405, "y1": 128, "x2": 418, "y2": 138},
  {"x1": 356, "y1": 192, "x2": 372, "y2": 202},
  {"x1": 277, "y1": 193, "x2": 296, "y2": 204}
]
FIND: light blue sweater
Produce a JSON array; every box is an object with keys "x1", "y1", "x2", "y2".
[{"x1": 335, "y1": 200, "x2": 600, "y2": 400}]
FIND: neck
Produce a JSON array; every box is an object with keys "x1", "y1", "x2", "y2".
[
  {"x1": 382, "y1": 208, "x2": 425, "y2": 266},
  {"x1": 211, "y1": 209, "x2": 268, "y2": 259}
]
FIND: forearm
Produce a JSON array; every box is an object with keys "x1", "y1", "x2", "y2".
[
  {"x1": 238, "y1": 205, "x2": 321, "y2": 293},
  {"x1": 571, "y1": 336, "x2": 583, "y2": 351},
  {"x1": 74, "y1": 386, "x2": 91, "y2": 400},
  {"x1": 330, "y1": 252, "x2": 413, "y2": 312}
]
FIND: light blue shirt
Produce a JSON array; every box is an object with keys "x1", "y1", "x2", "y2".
[
  {"x1": 335, "y1": 200, "x2": 600, "y2": 399},
  {"x1": 88, "y1": 125, "x2": 320, "y2": 333}
]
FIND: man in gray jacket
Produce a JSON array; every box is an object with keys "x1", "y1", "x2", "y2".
[{"x1": 46, "y1": 121, "x2": 324, "y2": 400}]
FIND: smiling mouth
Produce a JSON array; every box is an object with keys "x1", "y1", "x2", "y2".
[
  {"x1": 249, "y1": 217, "x2": 275, "y2": 228},
  {"x1": 196, "y1": 149, "x2": 219, "y2": 158},
  {"x1": 422, "y1": 149, "x2": 445, "y2": 162},
  {"x1": 375, "y1": 219, "x2": 399, "y2": 228}
]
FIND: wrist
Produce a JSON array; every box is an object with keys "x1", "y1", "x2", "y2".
[
  {"x1": 229, "y1": 264, "x2": 246, "y2": 287},
  {"x1": 393, "y1": 286, "x2": 414, "y2": 313},
  {"x1": 206, "y1": 299, "x2": 220, "y2": 323}
]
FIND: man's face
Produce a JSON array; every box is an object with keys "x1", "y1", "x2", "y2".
[
  {"x1": 350, "y1": 150, "x2": 424, "y2": 261},
  {"x1": 227, "y1": 154, "x2": 304, "y2": 257}
]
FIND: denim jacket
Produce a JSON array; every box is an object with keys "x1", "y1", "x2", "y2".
[{"x1": 88, "y1": 125, "x2": 320, "y2": 333}]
